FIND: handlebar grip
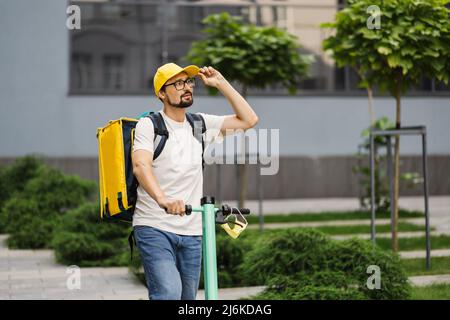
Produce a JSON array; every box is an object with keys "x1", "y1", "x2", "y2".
[
  {"x1": 164, "y1": 205, "x2": 192, "y2": 215},
  {"x1": 231, "y1": 208, "x2": 251, "y2": 215}
]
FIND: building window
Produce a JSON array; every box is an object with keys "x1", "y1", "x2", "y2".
[
  {"x1": 103, "y1": 54, "x2": 124, "y2": 91},
  {"x1": 71, "y1": 53, "x2": 92, "y2": 91},
  {"x1": 68, "y1": 0, "x2": 449, "y2": 96}
]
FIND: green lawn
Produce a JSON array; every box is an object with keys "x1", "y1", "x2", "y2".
[
  {"x1": 411, "y1": 283, "x2": 450, "y2": 300},
  {"x1": 246, "y1": 209, "x2": 423, "y2": 224},
  {"x1": 376, "y1": 235, "x2": 450, "y2": 252},
  {"x1": 402, "y1": 256, "x2": 450, "y2": 276}
]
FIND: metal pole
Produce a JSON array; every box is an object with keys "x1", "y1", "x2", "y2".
[
  {"x1": 370, "y1": 132, "x2": 376, "y2": 244},
  {"x1": 257, "y1": 152, "x2": 264, "y2": 231},
  {"x1": 216, "y1": 164, "x2": 221, "y2": 207},
  {"x1": 235, "y1": 153, "x2": 239, "y2": 204},
  {"x1": 201, "y1": 196, "x2": 218, "y2": 300},
  {"x1": 422, "y1": 132, "x2": 431, "y2": 270},
  {"x1": 387, "y1": 137, "x2": 394, "y2": 242}
]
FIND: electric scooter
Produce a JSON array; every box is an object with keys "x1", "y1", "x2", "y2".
[{"x1": 185, "y1": 196, "x2": 250, "y2": 300}]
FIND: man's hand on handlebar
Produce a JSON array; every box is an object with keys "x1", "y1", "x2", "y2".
[{"x1": 157, "y1": 196, "x2": 186, "y2": 216}]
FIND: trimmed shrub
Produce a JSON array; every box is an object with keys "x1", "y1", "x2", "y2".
[
  {"x1": 0, "y1": 197, "x2": 40, "y2": 234},
  {"x1": 52, "y1": 202, "x2": 131, "y2": 266},
  {"x1": 0, "y1": 155, "x2": 44, "y2": 198},
  {"x1": 216, "y1": 231, "x2": 255, "y2": 287},
  {"x1": 7, "y1": 216, "x2": 59, "y2": 249},
  {"x1": 240, "y1": 229, "x2": 331, "y2": 286},
  {"x1": 256, "y1": 272, "x2": 366, "y2": 300},
  {"x1": 21, "y1": 166, "x2": 97, "y2": 213},
  {"x1": 0, "y1": 165, "x2": 7, "y2": 211},
  {"x1": 0, "y1": 156, "x2": 45, "y2": 232},
  {"x1": 242, "y1": 229, "x2": 411, "y2": 300},
  {"x1": 326, "y1": 238, "x2": 411, "y2": 299},
  {"x1": 3, "y1": 165, "x2": 97, "y2": 249}
]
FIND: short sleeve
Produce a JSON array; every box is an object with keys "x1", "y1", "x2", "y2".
[
  {"x1": 133, "y1": 117, "x2": 154, "y2": 154},
  {"x1": 197, "y1": 112, "x2": 227, "y2": 145}
]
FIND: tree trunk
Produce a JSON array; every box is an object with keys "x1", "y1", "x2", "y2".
[
  {"x1": 238, "y1": 85, "x2": 248, "y2": 209},
  {"x1": 392, "y1": 72, "x2": 402, "y2": 252}
]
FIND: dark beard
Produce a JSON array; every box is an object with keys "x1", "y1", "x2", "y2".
[{"x1": 168, "y1": 95, "x2": 193, "y2": 108}]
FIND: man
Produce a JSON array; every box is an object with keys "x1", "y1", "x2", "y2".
[{"x1": 132, "y1": 62, "x2": 258, "y2": 300}]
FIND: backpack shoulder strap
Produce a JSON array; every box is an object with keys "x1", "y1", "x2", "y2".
[
  {"x1": 147, "y1": 112, "x2": 169, "y2": 160},
  {"x1": 186, "y1": 113, "x2": 206, "y2": 171},
  {"x1": 186, "y1": 112, "x2": 206, "y2": 140}
]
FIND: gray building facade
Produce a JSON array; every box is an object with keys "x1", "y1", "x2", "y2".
[{"x1": 1, "y1": 0, "x2": 449, "y2": 200}]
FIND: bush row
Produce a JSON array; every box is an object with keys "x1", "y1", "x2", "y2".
[{"x1": 0, "y1": 156, "x2": 130, "y2": 266}]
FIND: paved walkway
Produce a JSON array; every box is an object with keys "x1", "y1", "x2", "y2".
[
  {"x1": 331, "y1": 230, "x2": 450, "y2": 240},
  {"x1": 400, "y1": 249, "x2": 450, "y2": 259},
  {"x1": 0, "y1": 235, "x2": 146, "y2": 300},
  {"x1": 224, "y1": 196, "x2": 450, "y2": 217},
  {"x1": 409, "y1": 274, "x2": 450, "y2": 287}
]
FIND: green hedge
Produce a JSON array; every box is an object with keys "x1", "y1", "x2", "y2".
[
  {"x1": 0, "y1": 156, "x2": 45, "y2": 232},
  {"x1": 0, "y1": 156, "x2": 131, "y2": 266},
  {"x1": 52, "y1": 202, "x2": 131, "y2": 267},
  {"x1": 240, "y1": 229, "x2": 411, "y2": 300},
  {"x1": 0, "y1": 156, "x2": 44, "y2": 202},
  {"x1": 1, "y1": 158, "x2": 97, "y2": 249}
]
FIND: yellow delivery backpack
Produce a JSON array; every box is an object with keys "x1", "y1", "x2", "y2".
[
  {"x1": 96, "y1": 117, "x2": 139, "y2": 222},
  {"x1": 96, "y1": 111, "x2": 206, "y2": 223}
]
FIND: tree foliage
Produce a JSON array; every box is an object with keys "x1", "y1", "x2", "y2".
[{"x1": 186, "y1": 12, "x2": 313, "y2": 94}]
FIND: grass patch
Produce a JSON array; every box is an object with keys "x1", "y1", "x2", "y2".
[
  {"x1": 411, "y1": 283, "x2": 450, "y2": 300},
  {"x1": 311, "y1": 222, "x2": 428, "y2": 235},
  {"x1": 376, "y1": 235, "x2": 450, "y2": 252},
  {"x1": 402, "y1": 256, "x2": 450, "y2": 276},
  {"x1": 246, "y1": 209, "x2": 423, "y2": 224}
]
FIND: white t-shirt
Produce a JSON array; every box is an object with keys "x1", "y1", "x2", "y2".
[{"x1": 132, "y1": 109, "x2": 226, "y2": 236}]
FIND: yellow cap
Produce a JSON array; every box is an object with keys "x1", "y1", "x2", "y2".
[{"x1": 153, "y1": 63, "x2": 200, "y2": 97}]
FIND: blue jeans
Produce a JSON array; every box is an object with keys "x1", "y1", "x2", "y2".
[{"x1": 133, "y1": 225, "x2": 202, "y2": 300}]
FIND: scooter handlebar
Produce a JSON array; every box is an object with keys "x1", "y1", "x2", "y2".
[
  {"x1": 163, "y1": 205, "x2": 192, "y2": 215},
  {"x1": 229, "y1": 207, "x2": 250, "y2": 215},
  {"x1": 184, "y1": 204, "x2": 250, "y2": 216}
]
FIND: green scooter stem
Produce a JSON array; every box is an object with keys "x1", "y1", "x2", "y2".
[{"x1": 190, "y1": 205, "x2": 219, "y2": 300}]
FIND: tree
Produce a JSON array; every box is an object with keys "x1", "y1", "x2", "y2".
[
  {"x1": 185, "y1": 12, "x2": 313, "y2": 208},
  {"x1": 321, "y1": 0, "x2": 450, "y2": 251}
]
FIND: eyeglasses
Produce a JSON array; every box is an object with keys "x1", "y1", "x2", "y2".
[{"x1": 163, "y1": 78, "x2": 196, "y2": 91}]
